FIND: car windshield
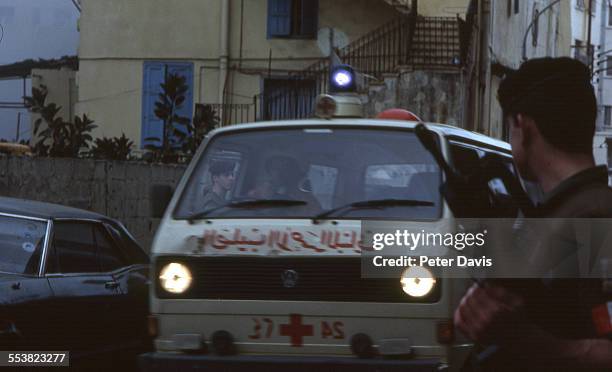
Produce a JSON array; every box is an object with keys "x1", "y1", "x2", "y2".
[
  {"x1": 175, "y1": 127, "x2": 442, "y2": 220},
  {"x1": 0, "y1": 215, "x2": 47, "y2": 275}
]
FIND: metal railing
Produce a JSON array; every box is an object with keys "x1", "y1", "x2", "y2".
[
  {"x1": 257, "y1": 15, "x2": 462, "y2": 121},
  {"x1": 210, "y1": 102, "x2": 257, "y2": 126}
]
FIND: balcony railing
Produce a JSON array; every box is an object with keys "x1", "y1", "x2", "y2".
[
  {"x1": 256, "y1": 16, "x2": 462, "y2": 121},
  {"x1": 210, "y1": 102, "x2": 258, "y2": 127}
]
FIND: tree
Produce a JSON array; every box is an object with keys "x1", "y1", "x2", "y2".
[
  {"x1": 178, "y1": 104, "x2": 219, "y2": 157},
  {"x1": 90, "y1": 134, "x2": 133, "y2": 161},
  {"x1": 24, "y1": 85, "x2": 97, "y2": 157}
]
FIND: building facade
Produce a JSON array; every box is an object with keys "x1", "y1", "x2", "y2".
[
  {"x1": 469, "y1": 0, "x2": 572, "y2": 140},
  {"x1": 596, "y1": 0, "x2": 612, "y2": 173},
  {"x1": 75, "y1": 0, "x2": 469, "y2": 151}
]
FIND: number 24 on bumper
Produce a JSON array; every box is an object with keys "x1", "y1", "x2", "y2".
[{"x1": 248, "y1": 317, "x2": 345, "y2": 340}]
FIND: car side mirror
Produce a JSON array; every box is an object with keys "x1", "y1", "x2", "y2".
[{"x1": 151, "y1": 185, "x2": 174, "y2": 218}]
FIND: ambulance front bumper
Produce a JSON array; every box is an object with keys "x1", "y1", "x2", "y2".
[{"x1": 138, "y1": 352, "x2": 443, "y2": 372}]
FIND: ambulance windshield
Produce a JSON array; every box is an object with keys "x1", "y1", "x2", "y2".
[{"x1": 175, "y1": 128, "x2": 442, "y2": 220}]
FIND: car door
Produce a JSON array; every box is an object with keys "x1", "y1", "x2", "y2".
[
  {"x1": 98, "y1": 222, "x2": 150, "y2": 350},
  {"x1": 45, "y1": 220, "x2": 120, "y2": 354}
]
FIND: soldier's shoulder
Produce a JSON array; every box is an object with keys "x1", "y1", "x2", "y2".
[{"x1": 566, "y1": 183, "x2": 612, "y2": 217}]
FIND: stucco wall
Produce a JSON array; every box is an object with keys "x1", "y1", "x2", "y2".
[
  {"x1": 365, "y1": 70, "x2": 463, "y2": 125},
  {"x1": 0, "y1": 156, "x2": 186, "y2": 252},
  {"x1": 481, "y1": 0, "x2": 572, "y2": 139},
  {"x1": 76, "y1": 60, "x2": 148, "y2": 146},
  {"x1": 30, "y1": 68, "x2": 77, "y2": 142},
  {"x1": 78, "y1": 0, "x2": 222, "y2": 60},
  {"x1": 79, "y1": 0, "x2": 398, "y2": 61},
  {"x1": 418, "y1": 0, "x2": 469, "y2": 17}
]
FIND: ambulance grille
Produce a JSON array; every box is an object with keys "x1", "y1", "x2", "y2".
[{"x1": 156, "y1": 256, "x2": 440, "y2": 303}]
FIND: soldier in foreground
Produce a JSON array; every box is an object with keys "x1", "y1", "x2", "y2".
[{"x1": 454, "y1": 58, "x2": 612, "y2": 371}]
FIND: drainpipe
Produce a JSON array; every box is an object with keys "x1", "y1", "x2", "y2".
[
  {"x1": 587, "y1": 0, "x2": 593, "y2": 73},
  {"x1": 598, "y1": 0, "x2": 605, "y2": 132},
  {"x1": 475, "y1": 0, "x2": 483, "y2": 133},
  {"x1": 219, "y1": 0, "x2": 230, "y2": 105}
]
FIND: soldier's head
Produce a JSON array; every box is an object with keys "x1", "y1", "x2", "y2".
[
  {"x1": 209, "y1": 160, "x2": 235, "y2": 191},
  {"x1": 497, "y1": 57, "x2": 596, "y2": 181}
]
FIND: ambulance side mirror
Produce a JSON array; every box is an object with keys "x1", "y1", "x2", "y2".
[{"x1": 151, "y1": 185, "x2": 174, "y2": 218}]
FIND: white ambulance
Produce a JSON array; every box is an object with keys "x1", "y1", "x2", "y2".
[{"x1": 140, "y1": 90, "x2": 517, "y2": 371}]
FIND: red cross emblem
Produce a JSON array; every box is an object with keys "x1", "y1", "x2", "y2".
[{"x1": 280, "y1": 314, "x2": 313, "y2": 347}]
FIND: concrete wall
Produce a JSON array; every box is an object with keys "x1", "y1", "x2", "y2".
[
  {"x1": 77, "y1": 0, "x2": 400, "y2": 147},
  {"x1": 0, "y1": 156, "x2": 186, "y2": 252},
  {"x1": 365, "y1": 70, "x2": 463, "y2": 125}
]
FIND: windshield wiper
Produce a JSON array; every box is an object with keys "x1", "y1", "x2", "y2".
[
  {"x1": 312, "y1": 198, "x2": 434, "y2": 223},
  {"x1": 187, "y1": 199, "x2": 308, "y2": 222}
]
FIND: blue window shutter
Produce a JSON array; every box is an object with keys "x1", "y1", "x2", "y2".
[
  {"x1": 300, "y1": 0, "x2": 318, "y2": 38},
  {"x1": 141, "y1": 61, "x2": 165, "y2": 148},
  {"x1": 167, "y1": 62, "x2": 194, "y2": 147},
  {"x1": 267, "y1": 0, "x2": 291, "y2": 38}
]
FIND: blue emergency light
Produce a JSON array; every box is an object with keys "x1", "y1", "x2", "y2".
[{"x1": 329, "y1": 64, "x2": 357, "y2": 93}]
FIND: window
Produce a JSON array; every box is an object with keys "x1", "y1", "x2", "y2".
[
  {"x1": 605, "y1": 106, "x2": 612, "y2": 127},
  {"x1": 106, "y1": 223, "x2": 149, "y2": 265},
  {"x1": 607, "y1": 139, "x2": 612, "y2": 169},
  {"x1": 175, "y1": 129, "x2": 442, "y2": 220},
  {"x1": 95, "y1": 225, "x2": 127, "y2": 272},
  {"x1": 508, "y1": 0, "x2": 512, "y2": 17},
  {"x1": 574, "y1": 39, "x2": 583, "y2": 59},
  {"x1": 262, "y1": 77, "x2": 316, "y2": 120},
  {"x1": 267, "y1": 0, "x2": 318, "y2": 39},
  {"x1": 609, "y1": 4, "x2": 612, "y2": 26},
  {"x1": 574, "y1": 40, "x2": 590, "y2": 65},
  {"x1": 578, "y1": 0, "x2": 595, "y2": 15},
  {"x1": 607, "y1": 56, "x2": 612, "y2": 76},
  {"x1": 141, "y1": 61, "x2": 194, "y2": 149},
  {"x1": 532, "y1": 7, "x2": 539, "y2": 47},
  {"x1": 50, "y1": 222, "x2": 99, "y2": 274},
  {"x1": 0, "y1": 216, "x2": 47, "y2": 275},
  {"x1": 449, "y1": 143, "x2": 482, "y2": 175},
  {"x1": 514, "y1": 0, "x2": 520, "y2": 14},
  {"x1": 364, "y1": 164, "x2": 439, "y2": 203},
  {"x1": 307, "y1": 165, "x2": 338, "y2": 210}
]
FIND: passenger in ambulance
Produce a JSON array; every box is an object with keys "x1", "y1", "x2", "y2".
[
  {"x1": 248, "y1": 156, "x2": 322, "y2": 213},
  {"x1": 202, "y1": 160, "x2": 235, "y2": 210}
]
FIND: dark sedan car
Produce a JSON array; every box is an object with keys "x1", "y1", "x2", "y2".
[{"x1": 0, "y1": 197, "x2": 150, "y2": 364}]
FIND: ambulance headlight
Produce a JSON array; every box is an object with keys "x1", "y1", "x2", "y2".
[
  {"x1": 330, "y1": 64, "x2": 356, "y2": 93},
  {"x1": 400, "y1": 266, "x2": 436, "y2": 297},
  {"x1": 159, "y1": 262, "x2": 192, "y2": 294}
]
